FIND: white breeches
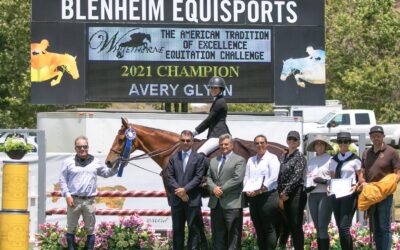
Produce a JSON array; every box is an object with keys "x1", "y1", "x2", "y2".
[{"x1": 197, "y1": 138, "x2": 219, "y2": 155}]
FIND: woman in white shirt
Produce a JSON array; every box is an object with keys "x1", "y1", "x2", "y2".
[
  {"x1": 329, "y1": 132, "x2": 362, "y2": 250},
  {"x1": 305, "y1": 135, "x2": 333, "y2": 250},
  {"x1": 244, "y1": 134, "x2": 280, "y2": 250}
]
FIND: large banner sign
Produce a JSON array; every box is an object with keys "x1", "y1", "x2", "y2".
[{"x1": 31, "y1": 0, "x2": 325, "y2": 105}]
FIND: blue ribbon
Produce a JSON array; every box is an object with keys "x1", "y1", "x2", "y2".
[{"x1": 117, "y1": 128, "x2": 136, "y2": 177}]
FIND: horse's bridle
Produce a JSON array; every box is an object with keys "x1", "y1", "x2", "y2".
[
  {"x1": 114, "y1": 127, "x2": 137, "y2": 177},
  {"x1": 110, "y1": 126, "x2": 181, "y2": 176}
]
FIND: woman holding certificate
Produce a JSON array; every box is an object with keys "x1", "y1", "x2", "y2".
[
  {"x1": 277, "y1": 130, "x2": 307, "y2": 250},
  {"x1": 243, "y1": 134, "x2": 280, "y2": 250},
  {"x1": 305, "y1": 135, "x2": 333, "y2": 250},
  {"x1": 329, "y1": 132, "x2": 362, "y2": 250}
]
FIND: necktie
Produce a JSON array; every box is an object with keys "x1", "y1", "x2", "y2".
[
  {"x1": 182, "y1": 152, "x2": 188, "y2": 173},
  {"x1": 218, "y1": 155, "x2": 226, "y2": 175}
]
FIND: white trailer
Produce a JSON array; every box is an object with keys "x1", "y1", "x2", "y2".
[
  {"x1": 275, "y1": 99, "x2": 343, "y2": 123},
  {"x1": 37, "y1": 109, "x2": 303, "y2": 153}
]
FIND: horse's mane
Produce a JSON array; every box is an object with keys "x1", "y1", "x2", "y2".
[{"x1": 130, "y1": 123, "x2": 180, "y2": 138}]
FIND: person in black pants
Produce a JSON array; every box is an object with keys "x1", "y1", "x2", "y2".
[
  {"x1": 167, "y1": 130, "x2": 208, "y2": 250},
  {"x1": 277, "y1": 131, "x2": 307, "y2": 250},
  {"x1": 305, "y1": 135, "x2": 334, "y2": 250},
  {"x1": 329, "y1": 132, "x2": 362, "y2": 250},
  {"x1": 244, "y1": 135, "x2": 281, "y2": 250}
]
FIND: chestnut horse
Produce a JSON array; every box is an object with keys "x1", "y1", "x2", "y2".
[
  {"x1": 105, "y1": 118, "x2": 287, "y2": 170},
  {"x1": 105, "y1": 118, "x2": 289, "y2": 246}
]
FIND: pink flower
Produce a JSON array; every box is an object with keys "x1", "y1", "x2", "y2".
[
  {"x1": 167, "y1": 229, "x2": 173, "y2": 240},
  {"x1": 59, "y1": 235, "x2": 67, "y2": 247},
  {"x1": 139, "y1": 239, "x2": 145, "y2": 248},
  {"x1": 391, "y1": 223, "x2": 396, "y2": 232},
  {"x1": 350, "y1": 228, "x2": 356, "y2": 237},
  {"x1": 311, "y1": 240, "x2": 318, "y2": 249}
]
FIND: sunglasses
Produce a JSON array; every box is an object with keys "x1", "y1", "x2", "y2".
[
  {"x1": 180, "y1": 139, "x2": 192, "y2": 143},
  {"x1": 75, "y1": 145, "x2": 88, "y2": 150},
  {"x1": 254, "y1": 141, "x2": 266, "y2": 145},
  {"x1": 337, "y1": 140, "x2": 350, "y2": 144},
  {"x1": 287, "y1": 137, "x2": 298, "y2": 141}
]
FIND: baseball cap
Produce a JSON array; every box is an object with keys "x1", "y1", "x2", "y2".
[
  {"x1": 369, "y1": 126, "x2": 384, "y2": 135},
  {"x1": 287, "y1": 131, "x2": 300, "y2": 140}
]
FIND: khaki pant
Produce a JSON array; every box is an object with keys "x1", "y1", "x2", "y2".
[{"x1": 67, "y1": 196, "x2": 96, "y2": 234}]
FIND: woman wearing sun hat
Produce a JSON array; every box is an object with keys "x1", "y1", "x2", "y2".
[
  {"x1": 305, "y1": 134, "x2": 333, "y2": 250},
  {"x1": 329, "y1": 132, "x2": 362, "y2": 250}
]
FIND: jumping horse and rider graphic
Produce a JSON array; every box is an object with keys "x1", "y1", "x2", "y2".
[
  {"x1": 30, "y1": 39, "x2": 79, "y2": 86},
  {"x1": 280, "y1": 46, "x2": 326, "y2": 88},
  {"x1": 116, "y1": 33, "x2": 152, "y2": 59}
]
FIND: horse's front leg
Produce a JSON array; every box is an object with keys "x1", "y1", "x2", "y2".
[
  {"x1": 294, "y1": 74, "x2": 306, "y2": 88},
  {"x1": 50, "y1": 71, "x2": 63, "y2": 86}
]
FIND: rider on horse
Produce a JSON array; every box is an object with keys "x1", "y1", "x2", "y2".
[{"x1": 193, "y1": 76, "x2": 231, "y2": 156}]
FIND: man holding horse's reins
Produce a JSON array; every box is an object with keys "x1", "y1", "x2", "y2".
[
  {"x1": 167, "y1": 130, "x2": 209, "y2": 250},
  {"x1": 59, "y1": 136, "x2": 118, "y2": 250},
  {"x1": 193, "y1": 76, "x2": 231, "y2": 156}
]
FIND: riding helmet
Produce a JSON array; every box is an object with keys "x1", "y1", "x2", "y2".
[{"x1": 208, "y1": 76, "x2": 226, "y2": 90}]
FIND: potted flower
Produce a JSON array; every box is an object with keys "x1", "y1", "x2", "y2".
[{"x1": 0, "y1": 136, "x2": 33, "y2": 159}]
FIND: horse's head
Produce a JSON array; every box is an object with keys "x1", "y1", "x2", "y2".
[
  {"x1": 280, "y1": 58, "x2": 294, "y2": 81},
  {"x1": 105, "y1": 118, "x2": 139, "y2": 169},
  {"x1": 144, "y1": 34, "x2": 151, "y2": 43},
  {"x1": 64, "y1": 54, "x2": 80, "y2": 80}
]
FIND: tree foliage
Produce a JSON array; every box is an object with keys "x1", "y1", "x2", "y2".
[
  {"x1": 228, "y1": 103, "x2": 273, "y2": 113},
  {"x1": 326, "y1": 0, "x2": 400, "y2": 122},
  {"x1": 0, "y1": 0, "x2": 109, "y2": 129}
]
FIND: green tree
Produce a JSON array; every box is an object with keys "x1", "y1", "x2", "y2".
[
  {"x1": 0, "y1": 0, "x2": 108, "y2": 129},
  {"x1": 228, "y1": 103, "x2": 273, "y2": 113},
  {"x1": 326, "y1": 0, "x2": 400, "y2": 122}
]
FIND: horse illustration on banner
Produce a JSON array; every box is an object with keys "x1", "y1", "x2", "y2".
[
  {"x1": 31, "y1": 39, "x2": 79, "y2": 86},
  {"x1": 117, "y1": 33, "x2": 152, "y2": 58},
  {"x1": 280, "y1": 46, "x2": 326, "y2": 88}
]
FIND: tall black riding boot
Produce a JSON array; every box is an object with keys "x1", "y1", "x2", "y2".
[
  {"x1": 318, "y1": 238, "x2": 330, "y2": 250},
  {"x1": 66, "y1": 233, "x2": 76, "y2": 250},
  {"x1": 85, "y1": 234, "x2": 96, "y2": 250}
]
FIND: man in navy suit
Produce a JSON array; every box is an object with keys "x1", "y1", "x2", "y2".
[{"x1": 167, "y1": 130, "x2": 208, "y2": 250}]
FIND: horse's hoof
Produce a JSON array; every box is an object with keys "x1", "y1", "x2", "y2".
[{"x1": 50, "y1": 80, "x2": 60, "y2": 86}]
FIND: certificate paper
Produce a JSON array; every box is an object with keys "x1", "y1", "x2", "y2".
[
  {"x1": 243, "y1": 177, "x2": 263, "y2": 192},
  {"x1": 305, "y1": 165, "x2": 318, "y2": 188},
  {"x1": 330, "y1": 178, "x2": 352, "y2": 198}
]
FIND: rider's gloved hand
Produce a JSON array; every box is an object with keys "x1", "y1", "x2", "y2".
[{"x1": 314, "y1": 177, "x2": 328, "y2": 184}]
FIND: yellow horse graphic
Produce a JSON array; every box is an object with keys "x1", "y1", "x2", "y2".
[{"x1": 31, "y1": 39, "x2": 79, "y2": 86}]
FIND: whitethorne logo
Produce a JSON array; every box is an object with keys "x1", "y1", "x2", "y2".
[{"x1": 88, "y1": 28, "x2": 164, "y2": 59}]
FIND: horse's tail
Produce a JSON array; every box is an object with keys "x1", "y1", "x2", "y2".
[
  {"x1": 276, "y1": 205, "x2": 290, "y2": 249},
  {"x1": 160, "y1": 168, "x2": 172, "y2": 205}
]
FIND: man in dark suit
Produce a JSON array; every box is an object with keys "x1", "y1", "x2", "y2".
[
  {"x1": 206, "y1": 133, "x2": 246, "y2": 250},
  {"x1": 167, "y1": 130, "x2": 208, "y2": 250}
]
